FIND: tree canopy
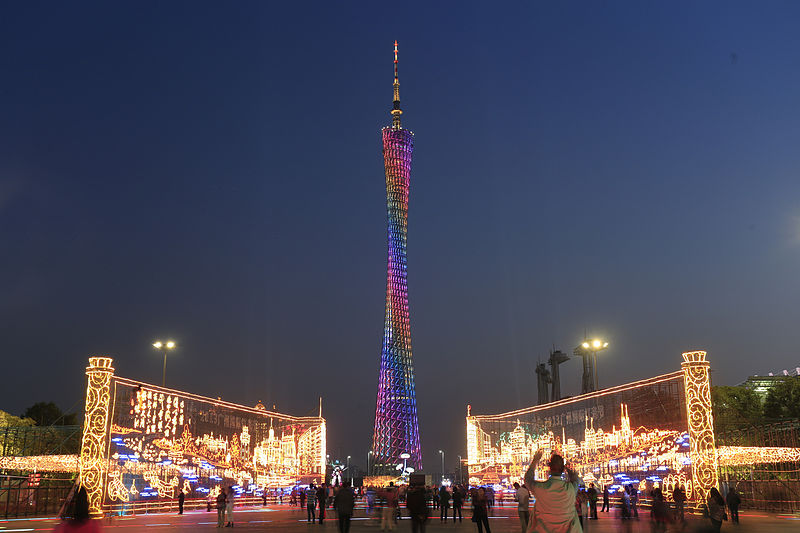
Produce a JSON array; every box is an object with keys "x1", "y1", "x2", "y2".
[
  {"x1": 712, "y1": 385, "x2": 763, "y2": 434},
  {"x1": 21, "y1": 402, "x2": 78, "y2": 426},
  {"x1": 0, "y1": 410, "x2": 35, "y2": 427},
  {"x1": 763, "y1": 378, "x2": 800, "y2": 419}
]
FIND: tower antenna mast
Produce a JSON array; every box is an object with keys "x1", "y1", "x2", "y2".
[{"x1": 391, "y1": 40, "x2": 402, "y2": 128}]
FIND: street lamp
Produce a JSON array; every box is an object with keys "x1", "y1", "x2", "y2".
[
  {"x1": 347, "y1": 456, "x2": 351, "y2": 484},
  {"x1": 576, "y1": 338, "x2": 609, "y2": 392},
  {"x1": 438, "y1": 450, "x2": 445, "y2": 483},
  {"x1": 367, "y1": 450, "x2": 373, "y2": 476},
  {"x1": 457, "y1": 454, "x2": 462, "y2": 485},
  {"x1": 152, "y1": 340, "x2": 176, "y2": 387}
]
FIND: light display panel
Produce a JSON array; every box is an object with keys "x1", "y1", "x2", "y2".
[
  {"x1": 467, "y1": 370, "x2": 701, "y2": 499},
  {"x1": 371, "y1": 41, "x2": 422, "y2": 473},
  {"x1": 77, "y1": 358, "x2": 325, "y2": 514}
]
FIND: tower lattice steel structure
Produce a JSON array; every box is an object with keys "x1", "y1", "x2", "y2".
[{"x1": 371, "y1": 41, "x2": 422, "y2": 474}]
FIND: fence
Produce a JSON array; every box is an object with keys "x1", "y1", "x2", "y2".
[
  {"x1": 717, "y1": 420, "x2": 800, "y2": 513},
  {"x1": 0, "y1": 474, "x2": 75, "y2": 519}
]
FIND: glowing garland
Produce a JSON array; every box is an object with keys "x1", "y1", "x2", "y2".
[
  {"x1": 0, "y1": 454, "x2": 79, "y2": 472},
  {"x1": 717, "y1": 446, "x2": 800, "y2": 466}
]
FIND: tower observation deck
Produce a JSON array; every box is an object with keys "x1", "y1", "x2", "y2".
[{"x1": 370, "y1": 41, "x2": 422, "y2": 474}]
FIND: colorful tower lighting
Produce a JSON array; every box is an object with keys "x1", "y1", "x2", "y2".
[{"x1": 371, "y1": 41, "x2": 422, "y2": 474}]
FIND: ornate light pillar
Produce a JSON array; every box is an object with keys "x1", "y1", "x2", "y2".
[
  {"x1": 79, "y1": 357, "x2": 115, "y2": 518},
  {"x1": 681, "y1": 351, "x2": 718, "y2": 501}
]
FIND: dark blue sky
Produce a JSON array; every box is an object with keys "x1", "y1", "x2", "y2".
[{"x1": 2, "y1": 1, "x2": 799, "y2": 472}]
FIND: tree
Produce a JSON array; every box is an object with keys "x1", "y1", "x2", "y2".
[
  {"x1": 22, "y1": 402, "x2": 78, "y2": 426},
  {"x1": 0, "y1": 410, "x2": 35, "y2": 427},
  {"x1": 763, "y1": 378, "x2": 800, "y2": 419},
  {"x1": 712, "y1": 385, "x2": 763, "y2": 435}
]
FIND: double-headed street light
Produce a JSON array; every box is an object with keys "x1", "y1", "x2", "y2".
[
  {"x1": 576, "y1": 338, "x2": 609, "y2": 392},
  {"x1": 152, "y1": 340, "x2": 176, "y2": 387}
]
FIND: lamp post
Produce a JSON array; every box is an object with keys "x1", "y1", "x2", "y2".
[
  {"x1": 575, "y1": 338, "x2": 609, "y2": 392},
  {"x1": 152, "y1": 340, "x2": 176, "y2": 387},
  {"x1": 457, "y1": 454, "x2": 462, "y2": 485},
  {"x1": 367, "y1": 450, "x2": 373, "y2": 476},
  {"x1": 438, "y1": 450, "x2": 445, "y2": 483},
  {"x1": 347, "y1": 455, "x2": 351, "y2": 484}
]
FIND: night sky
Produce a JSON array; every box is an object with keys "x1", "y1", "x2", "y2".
[{"x1": 2, "y1": 1, "x2": 800, "y2": 473}]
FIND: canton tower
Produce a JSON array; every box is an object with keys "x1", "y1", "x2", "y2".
[{"x1": 370, "y1": 41, "x2": 422, "y2": 474}]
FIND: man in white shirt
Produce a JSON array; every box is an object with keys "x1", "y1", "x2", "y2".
[
  {"x1": 523, "y1": 449, "x2": 581, "y2": 533},
  {"x1": 513, "y1": 481, "x2": 531, "y2": 532}
]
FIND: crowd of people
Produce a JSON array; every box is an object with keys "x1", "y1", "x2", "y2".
[{"x1": 52, "y1": 452, "x2": 747, "y2": 533}]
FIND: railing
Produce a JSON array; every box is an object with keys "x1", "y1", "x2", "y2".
[
  {"x1": 0, "y1": 475, "x2": 74, "y2": 519},
  {"x1": 104, "y1": 495, "x2": 284, "y2": 517}
]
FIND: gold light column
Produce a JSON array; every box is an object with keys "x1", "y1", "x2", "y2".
[
  {"x1": 681, "y1": 351, "x2": 718, "y2": 501},
  {"x1": 79, "y1": 357, "x2": 115, "y2": 518}
]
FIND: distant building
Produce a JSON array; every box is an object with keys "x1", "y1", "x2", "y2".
[{"x1": 740, "y1": 367, "x2": 800, "y2": 400}]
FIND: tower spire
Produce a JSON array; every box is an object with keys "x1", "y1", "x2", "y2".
[{"x1": 391, "y1": 40, "x2": 402, "y2": 128}]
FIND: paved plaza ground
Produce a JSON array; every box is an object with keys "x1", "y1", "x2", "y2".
[{"x1": 1, "y1": 504, "x2": 798, "y2": 532}]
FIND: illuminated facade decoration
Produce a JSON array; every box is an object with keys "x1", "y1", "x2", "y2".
[
  {"x1": 466, "y1": 353, "x2": 758, "y2": 501},
  {"x1": 73, "y1": 357, "x2": 327, "y2": 513},
  {"x1": 681, "y1": 351, "x2": 718, "y2": 501},
  {"x1": 371, "y1": 40, "x2": 422, "y2": 474},
  {"x1": 79, "y1": 357, "x2": 115, "y2": 518},
  {"x1": 467, "y1": 366, "x2": 704, "y2": 497},
  {"x1": 107, "y1": 470, "x2": 129, "y2": 502}
]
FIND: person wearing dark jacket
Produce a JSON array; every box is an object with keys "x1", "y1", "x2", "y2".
[
  {"x1": 452, "y1": 486, "x2": 463, "y2": 523},
  {"x1": 334, "y1": 482, "x2": 356, "y2": 533},
  {"x1": 215, "y1": 490, "x2": 227, "y2": 528},
  {"x1": 650, "y1": 488, "x2": 670, "y2": 533},
  {"x1": 601, "y1": 485, "x2": 610, "y2": 512},
  {"x1": 316, "y1": 484, "x2": 327, "y2": 524},
  {"x1": 439, "y1": 486, "x2": 451, "y2": 522},
  {"x1": 471, "y1": 487, "x2": 491, "y2": 533},
  {"x1": 726, "y1": 487, "x2": 741, "y2": 523},
  {"x1": 673, "y1": 485, "x2": 687, "y2": 522},
  {"x1": 406, "y1": 483, "x2": 429, "y2": 533},
  {"x1": 178, "y1": 491, "x2": 185, "y2": 514}
]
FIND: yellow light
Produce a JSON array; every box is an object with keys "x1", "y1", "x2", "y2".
[
  {"x1": 166, "y1": 341, "x2": 176, "y2": 349},
  {"x1": 717, "y1": 446, "x2": 800, "y2": 466},
  {"x1": 0, "y1": 454, "x2": 78, "y2": 472},
  {"x1": 603, "y1": 342, "x2": 609, "y2": 348},
  {"x1": 582, "y1": 342, "x2": 590, "y2": 349},
  {"x1": 681, "y1": 350, "x2": 718, "y2": 502},
  {"x1": 592, "y1": 340, "x2": 602, "y2": 348},
  {"x1": 79, "y1": 357, "x2": 115, "y2": 518},
  {"x1": 153, "y1": 341, "x2": 162, "y2": 349}
]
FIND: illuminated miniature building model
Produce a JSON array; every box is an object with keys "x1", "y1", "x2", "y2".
[
  {"x1": 466, "y1": 352, "x2": 725, "y2": 501},
  {"x1": 371, "y1": 41, "x2": 422, "y2": 474}
]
